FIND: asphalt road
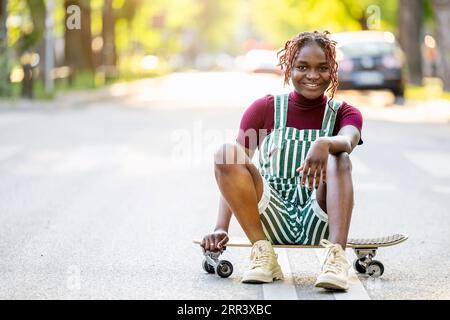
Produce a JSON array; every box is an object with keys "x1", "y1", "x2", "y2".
[{"x1": 0, "y1": 72, "x2": 449, "y2": 299}]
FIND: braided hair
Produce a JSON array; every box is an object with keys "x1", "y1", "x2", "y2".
[{"x1": 277, "y1": 30, "x2": 339, "y2": 100}]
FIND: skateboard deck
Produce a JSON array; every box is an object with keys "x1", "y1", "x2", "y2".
[{"x1": 194, "y1": 233, "x2": 408, "y2": 278}]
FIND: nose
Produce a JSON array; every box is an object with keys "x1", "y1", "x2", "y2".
[{"x1": 306, "y1": 69, "x2": 320, "y2": 81}]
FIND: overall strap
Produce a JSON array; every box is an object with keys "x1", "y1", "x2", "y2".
[
  {"x1": 321, "y1": 98, "x2": 342, "y2": 135},
  {"x1": 274, "y1": 94, "x2": 289, "y2": 129},
  {"x1": 273, "y1": 93, "x2": 289, "y2": 149}
]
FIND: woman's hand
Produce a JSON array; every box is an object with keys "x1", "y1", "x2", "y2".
[
  {"x1": 200, "y1": 229, "x2": 229, "y2": 252},
  {"x1": 296, "y1": 138, "x2": 330, "y2": 190}
]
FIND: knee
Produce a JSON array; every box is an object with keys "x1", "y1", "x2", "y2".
[
  {"x1": 329, "y1": 152, "x2": 352, "y2": 173},
  {"x1": 214, "y1": 143, "x2": 246, "y2": 173}
]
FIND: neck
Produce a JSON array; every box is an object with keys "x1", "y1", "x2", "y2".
[{"x1": 290, "y1": 91, "x2": 326, "y2": 108}]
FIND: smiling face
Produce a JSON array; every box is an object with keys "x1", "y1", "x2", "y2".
[{"x1": 290, "y1": 43, "x2": 331, "y2": 99}]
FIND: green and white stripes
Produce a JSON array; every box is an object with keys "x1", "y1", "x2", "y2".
[{"x1": 258, "y1": 94, "x2": 341, "y2": 245}]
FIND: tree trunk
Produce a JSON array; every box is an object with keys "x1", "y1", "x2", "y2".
[
  {"x1": 432, "y1": 0, "x2": 450, "y2": 91},
  {"x1": 64, "y1": 0, "x2": 94, "y2": 74},
  {"x1": 398, "y1": 0, "x2": 423, "y2": 85},
  {"x1": 19, "y1": 0, "x2": 45, "y2": 99},
  {"x1": 102, "y1": 0, "x2": 116, "y2": 79},
  {"x1": 0, "y1": 0, "x2": 9, "y2": 96}
]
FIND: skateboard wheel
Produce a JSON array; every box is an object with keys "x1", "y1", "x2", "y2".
[
  {"x1": 202, "y1": 259, "x2": 215, "y2": 274},
  {"x1": 216, "y1": 260, "x2": 233, "y2": 278},
  {"x1": 353, "y1": 259, "x2": 367, "y2": 274},
  {"x1": 367, "y1": 260, "x2": 384, "y2": 278}
]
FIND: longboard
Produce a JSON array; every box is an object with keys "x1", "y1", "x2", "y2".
[{"x1": 194, "y1": 233, "x2": 408, "y2": 278}]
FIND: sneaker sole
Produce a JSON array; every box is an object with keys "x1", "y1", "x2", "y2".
[
  {"x1": 241, "y1": 266, "x2": 284, "y2": 284},
  {"x1": 315, "y1": 275, "x2": 349, "y2": 291},
  {"x1": 315, "y1": 281, "x2": 349, "y2": 291}
]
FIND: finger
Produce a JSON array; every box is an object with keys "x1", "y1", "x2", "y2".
[
  {"x1": 213, "y1": 235, "x2": 220, "y2": 250},
  {"x1": 204, "y1": 238, "x2": 211, "y2": 251},
  {"x1": 201, "y1": 235, "x2": 210, "y2": 248},
  {"x1": 217, "y1": 235, "x2": 229, "y2": 248},
  {"x1": 209, "y1": 238, "x2": 217, "y2": 252},
  {"x1": 301, "y1": 162, "x2": 310, "y2": 186},
  {"x1": 321, "y1": 165, "x2": 327, "y2": 184},
  {"x1": 296, "y1": 165, "x2": 303, "y2": 173},
  {"x1": 314, "y1": 168, "x2": 322, "y2": 189},
  {"x1": 307, "y1": 166, "x2": 316, "y2": 191}
]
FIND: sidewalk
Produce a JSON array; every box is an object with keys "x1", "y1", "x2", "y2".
[{"x1": 0, "y1": 85, "x2": 115, "y2": 110}]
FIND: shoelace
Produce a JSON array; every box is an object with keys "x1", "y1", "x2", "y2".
[
  {"x1": 249, "y1": 244, "x2": 275, "y2": 269},
  {"x1": 320, "y1": 239, "x2": 346, "y2": 274}
]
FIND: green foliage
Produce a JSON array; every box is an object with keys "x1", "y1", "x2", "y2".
[
  {"x1": 8, "y1": 0, "x2": 45, "y2": 54},
  {"x1": 2, "y1": 0, "x2": 442, "y2": 99},
  {"x1": 0, "y1": 54, "x2": 10, "y2": 96},
  {"x1": 249, "y1": 0, "x2": 399, "y2": 48},
  {"x1": 406, "y1": 83, "x2": 450, "y2": 101}
]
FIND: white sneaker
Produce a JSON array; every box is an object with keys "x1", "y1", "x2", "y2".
[
  {"x1": 241, "y1": 240, "x2": 284, "y2": 283},
  {"x1": 315, "y1": 239, "x2": 351, "y2": 291}
]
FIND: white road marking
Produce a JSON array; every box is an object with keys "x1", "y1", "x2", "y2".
[
  {"x1": 432, "y1": 185, "x2": 450, "y2": 194},
  {"x1": 262, "y1": 248, "x2": 298, "y2": 300},
  {"x1": 314, "y1": 249, "x2": 371, "y2": 300},
  {"x1": 404, "y1": 151, "x2": 450, "y2": 178}
]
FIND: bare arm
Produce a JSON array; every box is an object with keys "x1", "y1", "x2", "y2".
[
  {"x1": 320, "y1": 125, "x2": 361, "y2": 155},
  {"x1": 202, "y1": 144, "x2": 255, "y2": 251},
  {"x1": 297, "y1": 125, "x2": 361, "y2": 189},
  {"x1": 214, "y1": 145, "x2": 255, "y2": 232}
]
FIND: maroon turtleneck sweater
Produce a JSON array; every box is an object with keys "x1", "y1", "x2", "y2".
[{"x1": 236, "y1": 91, "x2": 363, "y2": 151}]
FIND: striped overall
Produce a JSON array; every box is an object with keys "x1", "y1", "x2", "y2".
[{"x1": 257, "y1": 94, "x2": 341, "y2": 245}]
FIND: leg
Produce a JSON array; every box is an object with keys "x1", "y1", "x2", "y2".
[
  {"x1": 214, "y1": 143, "x2": 266, "y2": 243},
  {"x1": 315, "y1": 152, "x2": 354, "y2": 249}
]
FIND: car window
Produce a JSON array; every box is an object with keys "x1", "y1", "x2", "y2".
[{"x1": 338, "y1": 42, "x2": 395, "y2": 58}]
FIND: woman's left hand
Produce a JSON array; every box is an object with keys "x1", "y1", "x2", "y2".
[{"x1": 296, "y1": 138, "x2": 330, "y2": 190}]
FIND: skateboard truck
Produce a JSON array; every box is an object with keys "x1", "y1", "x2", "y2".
[
  {"x1": 196, "y1": 233, "x2": 407, "y2": 279},
  {"x1": 352, "y1": 248, "x2": 384, "y2": 277},
  {"x1": 202, "y1": 246, "x2": 385, "y2": 279},
  {"x1": 202, "y1": 247, "x2": 234, "y2": 278}
]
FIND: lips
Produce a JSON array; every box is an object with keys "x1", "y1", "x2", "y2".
[{"x1": 303, "y1": 83, "x2": 322, "y2": 89}]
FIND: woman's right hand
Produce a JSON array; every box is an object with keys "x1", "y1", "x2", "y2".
[{"x1": 200, "y1": 229, "x2": 229, "y2": 252}]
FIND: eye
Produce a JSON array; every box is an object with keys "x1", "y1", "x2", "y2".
[
  {"x1": 319, "y1": 66, "x2": 329, "y2": 72},
  {"x1": 296, "y1": 66, "x2": 307, "y2": 71}
]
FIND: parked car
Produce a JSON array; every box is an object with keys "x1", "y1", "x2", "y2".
[
  {"x1": 331, "y1": 31, "x2": 407, "y2": 98},
  {"x1": 243, "y1": 49, "x2": 283, "y2": 75}
]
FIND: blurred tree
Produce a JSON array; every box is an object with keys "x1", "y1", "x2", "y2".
[
  {"x1": 194, "y1": 0, "x2": 239, "y2": 52},
  {"x1": 339, "y1": 0, "x2": 369, "y2": 29},
  {"x1": 168, "y1": 0, "x2": 239, "y2": 65},
  {"x1": 432, "y1": 0, "x2": 450, "y2": 91},
  {"x1": 101, "y1": 0, "x2": 116, "y2": 77},
  {"x1": 15, "y1": 0, "x2": 45, "y2": 98},
  {"x1": 0, "y1": 0, "x2": 9, "y2": 96},
  {"x1": 115, "y1": 0, "x2": 141, "y2": 21},
  {"x1": 102, "y1": 0, "x2": 141, "y2": 76},
  {"x1": 423, "y1": 0, "x2": 435, "y2": 23},
  {"x1": 18, "y1": 0, "x2": 45, "y2": 54},
  {"x1": 64, "y1": 0, "x2": 94, "y2": 75},
  {"x1": 249, "y1": 0, "x2": 397, "y2": 48},
  {"x1": 399, "y1": 0, "x2": 423, "y2": 85}
]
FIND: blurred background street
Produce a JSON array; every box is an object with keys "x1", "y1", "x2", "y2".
[
  {"x1": 1, "y1": 72, "x2": 449, "y2": 299},
  {"x1": 1, "y1": 0, "x2": 450, "y2": 300}
]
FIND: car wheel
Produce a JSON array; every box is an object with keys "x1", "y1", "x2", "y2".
[
  {"x1": 391, "y1": 86, "x2": 404, "y2": 99},
  {"x1": 391, "y1": 85, "x2": 405, "y2": 105}
]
